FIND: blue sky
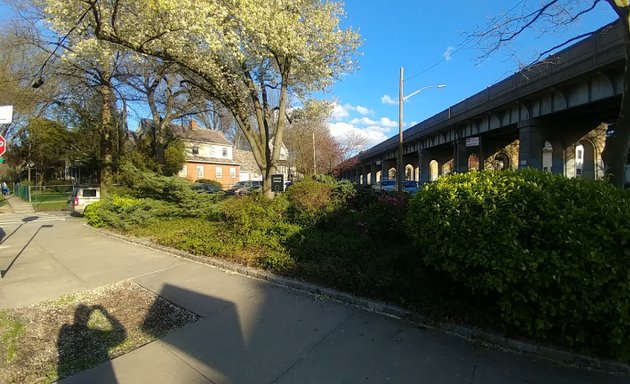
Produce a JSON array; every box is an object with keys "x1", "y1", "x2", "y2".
[
  {"x1": 326, "y1": 0, "x2": 618, "y2": 147},
  {"x1": 0, "y1": 1, "x2": 619, "y2": 146}
]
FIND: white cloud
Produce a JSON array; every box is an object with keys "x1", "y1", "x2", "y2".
[
  {"x1": 329, "y1": 121, "x2": 388, "y2": 147},
  {"x1": 355, "y1": 105, "x2": 373, "y2": 115},
  {"x1": 379, "y1": 117, "x2": 398, "y2": 128},
  {"x1": 349, "y1": 117, "x2": 377, "y2": 126},
  {"x1": 381, "y1": 94, "x2": 397, "y2": 105},
  {"x1": 443, "y1": 46, "x2": 455, "y2": 61},
  {"x1": 331, "y1": 102, "x2": 351, "y2": 120}
]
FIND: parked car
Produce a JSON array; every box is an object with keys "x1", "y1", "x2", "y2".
[
  {"x1": 68, "y1": 187, "x2": 100, "y2": 215},
  {"x1": 192, "y1": 183, "x2": 223, "y2": 194},
  {"x1": 227, "y1": 180, "x2": 262, "y2": 195},
  {"x1": 372, "y1": 179, "x2": 396, "y2": 192},
  {"x1": 402, "y1": 180, "x2": 420, "y2": 194}
]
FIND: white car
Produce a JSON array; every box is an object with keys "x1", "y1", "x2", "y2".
[{"x1": 68, "y1": 187, "x2": 100, "y2": 215}]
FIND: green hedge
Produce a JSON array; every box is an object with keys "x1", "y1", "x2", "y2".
[{"x1": 406, "y1": 169, "x2": 630, "y2": 359}]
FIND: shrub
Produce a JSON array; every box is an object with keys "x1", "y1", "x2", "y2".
[
  {"x1": 195, "y1": 179, "x2": 222, "y2": 189},
  {"x1": 406, "y1": 169, "x2": 630, "y2": 359},
  {"x1": 84, "y1": 195, "x2": 180, "y2": 230},
  {"x1": 218, "y1": 195, "x2": 299, "y2": 272},
  {"x1": 286, "y1": 176, "x2": 356, "y2": 225}
]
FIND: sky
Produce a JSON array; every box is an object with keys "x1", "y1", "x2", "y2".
[
  {"x1": 0, "y1": 0, "x2": 619, "y2": 149},
  {"x1": 325, "y1": 0, "x2": 618, "y2": 148}
]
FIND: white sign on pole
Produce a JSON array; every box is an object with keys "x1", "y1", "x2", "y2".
[
  {"x1": 465, "y1": 137, "x2": 479, "y2": 147},
  {"x1": 0, "y1": 106, "x2": 13, "y2": 124}
]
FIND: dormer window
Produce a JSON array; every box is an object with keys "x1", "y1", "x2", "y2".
[
  {"x1": 222, "y1": 147, "x2": 228, "y2": 157},
  {"x1": 192, "y1": 146, "x2": 199, "y2": 155}
]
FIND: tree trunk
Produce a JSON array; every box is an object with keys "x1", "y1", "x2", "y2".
[
  {"x1": 603, "y1": 9, "x2": 630, "y2": 187},
  {"x1": 99, "y1": 84, "x2": 114, "y2": 196}
]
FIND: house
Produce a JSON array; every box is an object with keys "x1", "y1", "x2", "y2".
[
  {"x1": 172, "y1": 121, "x2": 240, "y2": 189},
  {"x1": 233, "y1": 149, "x2": 262, "y2": 182}
]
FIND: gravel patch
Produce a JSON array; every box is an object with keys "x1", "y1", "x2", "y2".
[{"x1": 0, "y1": 280, "x2": 200, "y2": 384}]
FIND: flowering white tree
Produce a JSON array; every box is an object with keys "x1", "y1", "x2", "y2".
[{"x1": 41, "y1": 0, "x2": 361, "y2": 197}]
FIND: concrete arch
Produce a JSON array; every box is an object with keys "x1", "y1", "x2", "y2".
[
  {"x1": 468, "y1": 153, "x2": 480, "y2": 171},
  {"x1": 429, "y1": 160, "x2": 439, "y2": 181},
  {"x1": 405, "y1": 164, "x2": 414, "y2": 180},
  {"x1": 492, "y1": 152, "x2": 510, "y2": 170},
  {"x1": 576, "y1": 139, "x2": 596, "y2": 180},
  {"x1": 388, "y1": 167, "x2": 396, "y2": 180},
  {"x1": 376, "y1": 170, "x2": 382, "y2": 182}
]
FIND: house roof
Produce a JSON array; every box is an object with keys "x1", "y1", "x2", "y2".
[
  {"x1": 187, "y1": 156, "x2": 238, "y2": 166},
  {"x1": 171, "y1": 124, "x2": 231, "y2": 146},
  {"x1": 233, "y1": 149, "x2": 259, "y2": 173}
]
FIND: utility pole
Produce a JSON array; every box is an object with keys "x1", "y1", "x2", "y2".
[
  {"x1": 313, "y1": 131, "x2": 317, "y2": 175},
  {"x1": 398, "y1": 67, "x2": 404, "y2": 193}
]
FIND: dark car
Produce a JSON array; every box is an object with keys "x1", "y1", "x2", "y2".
[
  {"x1": 193, "y1": 183, "x2": 223, "y2": 194},
  {"x1": 227, "y1": 180, "x2": 262, "y2": 195}
]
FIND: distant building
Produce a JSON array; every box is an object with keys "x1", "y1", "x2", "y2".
[
  {"x1": 172, "y1": 121, "x2": 239, "y2": 189},
  {"x1": 233, "y1": 149, "x2": 262, "y2": 182}
]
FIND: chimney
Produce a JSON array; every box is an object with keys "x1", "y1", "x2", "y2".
[{"x1": 190, "y1": 120, "x2": 198, "y2": 130}]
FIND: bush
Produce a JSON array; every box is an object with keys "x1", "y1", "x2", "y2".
[
  {"x1": 84, "y1": 195, "x2": 181, "y2": 230},
  {"x1": 218, "y1": 194, "x2": 299, "y2": 272},
  {"x1": 286, "y1": 176, "x2": 356, "y2": 225},
  {"x1": 406, "y1": 169, "x2": 630, "y2": 359},
  {"x1": 195, "y1": 179, "x2": 222, "y2": 189}
]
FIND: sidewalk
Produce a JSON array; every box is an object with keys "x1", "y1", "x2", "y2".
[
  {"x1": 1, "y1": 219, "x2": 627, "y2": 383},
  {"x1": 2, "y1": 195, "x2": 35, "y2": 214}
]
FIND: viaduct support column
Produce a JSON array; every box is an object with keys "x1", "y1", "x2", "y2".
[
  {"x1": 454, "y1": 138, "x2": 469, "y2": 173},
  {"x1": 518, "y1": 120, "x2": 546, "y2": 170},
  {"x1": 419, "y1": 150, "x2": 430, "y2": 183},
  {"x1": 370, "y1": 163, "x2": 377, "y2": 185}
]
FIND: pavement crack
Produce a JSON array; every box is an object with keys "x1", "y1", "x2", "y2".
[
  {"x1": 268, "y1": 314, "x2": 352, "y2": 384},
  {"x1": 157, "y1": 341, "x2": 218, "y2": 384}
]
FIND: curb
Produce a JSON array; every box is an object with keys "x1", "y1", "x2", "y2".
[{"x1": 90, "y1": 225, "x2": 630, "y2": 376}]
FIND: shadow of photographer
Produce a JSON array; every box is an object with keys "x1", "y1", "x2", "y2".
[{"x1": 57, "y1": 304, "x2": 127, "y2": 383}]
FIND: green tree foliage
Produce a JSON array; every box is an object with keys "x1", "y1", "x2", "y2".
[
  {"x1": 7, "y1": 118, "x2": 70, "y2": 184},
  {"x1": 406, "y1": 169, "x2": 630, "y2": 359}
]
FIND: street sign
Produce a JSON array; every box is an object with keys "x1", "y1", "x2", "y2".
[
  {"x1": 271, "y1": 174, "x2": 284, "y2": 192},
  {"x1": 465, "y1": 137, "x2": 480, "y2": 147},
  {"x1": 0, "y1": 135, "x2": 6, "y2": 157},
  {"x1": 0, "y1": 106, "x2": 13, "y2": 124}
]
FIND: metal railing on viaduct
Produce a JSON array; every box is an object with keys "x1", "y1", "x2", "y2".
[{"x1": 342, "y1": 21, "x2": 626, "y2": 184}]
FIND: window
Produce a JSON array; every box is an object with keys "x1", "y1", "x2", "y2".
[
  {"x1": 196, "y1": 166, "x2": 204, "y2": 178},
  {"x1": 82, "y1": 189, "x2": 97, "y2": 197},
  {"x1": 577, "y1": 149, "x2": 583, "y2": 160},
  {"x1": 216, "y1": 167, "x2": 223, "y2": 178},
  {"x1": 192, "y1": 146, "x2": 199, "y2": 155},
  {"x1": 229, "y1": 167, "x2": 236, "y2": 178},
  {"x1": 222, "y1": 147, "x2": 228, "y2": 157}
]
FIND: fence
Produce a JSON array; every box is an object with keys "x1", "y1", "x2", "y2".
[{"x1": 14, "y1": 183, "x2": 75, "y2": 211}]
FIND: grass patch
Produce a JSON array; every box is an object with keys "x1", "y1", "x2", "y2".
[
  {"x1": 0, "y1": 310, "x2": 26, "y2": 364},
  {"x1": 33, "y1": 201, "x2": 68, "y2": 212},
  {"x1": 0, "y1": 281, "x2": 199, "y2": 384}
]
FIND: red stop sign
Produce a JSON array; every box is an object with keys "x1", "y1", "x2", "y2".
[{"x1": 0, "y1": 135, "x2": 6, "y2": 157}]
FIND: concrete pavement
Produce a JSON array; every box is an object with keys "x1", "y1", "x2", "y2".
[{"x1": 0, "y1": 215, "x2": 627, "y2": 383}]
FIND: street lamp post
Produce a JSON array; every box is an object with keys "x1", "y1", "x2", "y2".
[{"x1": 398, "y1": 67, "x2": 446, "y2": 193}]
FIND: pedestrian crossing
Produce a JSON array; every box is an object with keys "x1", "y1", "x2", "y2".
[{"x1": 0, "y1": 213, "x2": 67, "y2": 226}]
